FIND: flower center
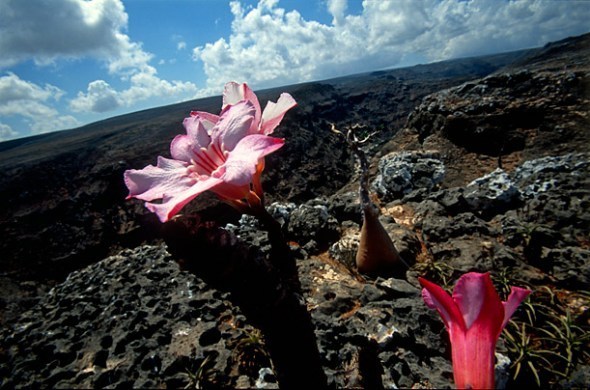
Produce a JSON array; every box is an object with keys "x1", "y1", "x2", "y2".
[{"x1": 188, "y1": 142, "x2": 228, "y2": 177}]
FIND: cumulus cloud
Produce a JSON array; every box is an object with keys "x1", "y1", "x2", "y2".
[
  {"x1": 1, "y1": 0, "x2": 199, "y2": 116},
  {"x1": 0, "y1": 72, "x2": 80, "y2": 136},
  {"x1": 0, "y1": 0, "x2": 130, "y2": 68},
  {"x1": 0, "y1": 72, "x2": 65, "y2": 105},
  {"x1": 327, "y1": 0, "x2": 347, "y2": 26},
  {"x1": 0, "y1": 122, "x2": 18, "y2": 141},
  {"x1": 193, "y1": 0, "x2": 590, "y2": 91},
  {"x1": 70, "y1": 80, "x2": 121, "y2": 113},
  {"x1": 119, "y1": 67, "x2": 197, "y2": 103},
  {"x1": 70, "y1": 65, "x2": 198, "y2": 113}
]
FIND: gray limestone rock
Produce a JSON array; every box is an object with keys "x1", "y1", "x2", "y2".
[
  {"x1": 372, "y1": 151, "x2": 445, "y2": 202},
  {"x1": 464, "y1": 168, "x2": 521, "y2": 218}
]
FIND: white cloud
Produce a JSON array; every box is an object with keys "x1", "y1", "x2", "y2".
[
  {"x1": 70, "y1": 80, "x2": 121, "y2": 113},
  {"x1": 177, "y1": 41, "x2": 187, "y2": 51},
  {"x1": 1, "y1": 0, "x2": 200, "y2": 116},
  {"x1": 327, "y1": 0, "x2": 347, "y2": 25},
  {"x1": 0, "y1": 0, "x2": 129, "y2": 68},
  {"x1": 0, "y1": 72, "x2": 81, "y2": 136},
  {"x1": 193, "y1": 0, "x2": 590, "y2": 91},
  {"x1": 0, "y1": 122, "x2": 18, "y2": 141},
  {"x1": 28, "y1": 114, "x2": 80, "y2": 135},
  {"x1": 0, "y1": 72, "x2": 64, "y2": 105},
  {"x1": 119, "y1": 67, "x2": 197, "y2": 102},
  {"x1": 70, "y1": 65, "x2": 198, "y2": 113}
]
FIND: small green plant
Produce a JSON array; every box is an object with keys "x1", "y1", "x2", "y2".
[
  {"x1": 414, "y1": 260, "x2": 455, "y2": 291},
  {"x1": 185, "y1": 354, "x2": 217, "y2": 389},
  {"x1": 539, "y1": 309, "x2": 590, "y2": 378},
  {"x1": 503, "y1": 321, "x2": 557, "y2": 386},
  {"x1": 499, "y1": 278, "x2": 590, "y2": 387},
  {"x1": 232, "y1": 328, "x2": 271, "y2": 377}
]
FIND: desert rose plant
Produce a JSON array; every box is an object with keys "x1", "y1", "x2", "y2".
[
  {"x1": 124, "y1": 81, "x2": 296, "y2": 221},
  {"x1": 331, "y1": 123, "x2": 405, "y2": 276},
  {"x1": 124, "y1": 83, "x2": 328, "y2": 388},
  {"x1": 419, "y1": 272, "x2": 531, "y2": 389}
]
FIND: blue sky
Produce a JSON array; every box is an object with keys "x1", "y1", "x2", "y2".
[{"x1": 1, "y1": 0, "x2": 589, "y2": 142}]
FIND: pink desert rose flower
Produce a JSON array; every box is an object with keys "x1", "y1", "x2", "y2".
[
  {"x1": 124, "y1": 82, "x2": 297, "y2": 222},
  {"x1": 419, "y1": 272, "x2": 531, "y2": 389}
]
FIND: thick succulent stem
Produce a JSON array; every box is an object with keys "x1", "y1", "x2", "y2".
[{"x1": 331, "y1": 123, "x2": 405, "y2": 276}]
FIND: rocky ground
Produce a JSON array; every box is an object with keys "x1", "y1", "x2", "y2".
[{"x1": 1, "y1": 34, "x2": 589, "y2": 388}]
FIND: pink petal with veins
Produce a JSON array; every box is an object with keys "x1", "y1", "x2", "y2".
[
  {"x1": 145, "y1": 176, "x2": 224, "y2": 222},
  {"x1": 223, "y1": 82, "x2": 261, "y2": 116},
  {"x1": 124, "y1": 157, "x2": 190, "y2": 202},
  {"x1": 189, "y1": 111, "x2": 219, "y2": 130},
  {"x1": 221, "y1": 135, "x2": 284, "y2": 186},
  {"x1": 170, "y1": 134, "x2": 196, "y2": 162}
]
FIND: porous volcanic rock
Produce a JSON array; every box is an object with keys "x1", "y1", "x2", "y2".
[
  {"x1": 0, "y1": 245, "x2": 273, "y2": 389},
  {"x1": 0, "y1": 243, "x2": 455, "y2": 388}
]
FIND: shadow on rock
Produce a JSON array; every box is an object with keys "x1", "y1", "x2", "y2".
[{"x1": 162, "y1": 216, "x2": 328, "y2": 389}]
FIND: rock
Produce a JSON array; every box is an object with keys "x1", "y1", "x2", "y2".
[
  {"x1": 329, "y1": 224, "x2": 360, "y2": 270},
  {"x1": 512, "y1": 153, "x2": 590, "y2": 200},
  {"x1": 328, "y1": 191, "x2": 362, "y2": 224},
  {"x1": 0, "y1": 245, "x2": 267, "y2": 389},
  {"x1": 463, "y1": 168, "x2": 521, "y2": 219},
  {"x1": 495, "y1": 352, "x2": 512, "y2": 389},
  {"x1": 267, "y1": 202, "x2": 297, "y2": 228},
  {"x1": 421, "y1": 212, "x2": 494, "y2": 243},
  {"x1": 297, "y1": 256, "x2": 454, "y2": 389},
  {"x1": 539, "y1": 247, "x2": 590, "y2": 288},
  {"x1": 287, "y1": 200, "x2": 341, "y2": 254},
  {"x1": 372, "y1": 150, "x2": 445, "y2": 202}
]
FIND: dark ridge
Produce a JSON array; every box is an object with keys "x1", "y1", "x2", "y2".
[{"x1": 0, "y1": 32, "x2": 588, "y2": 289}]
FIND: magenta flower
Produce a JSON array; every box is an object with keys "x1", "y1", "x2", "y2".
[
  {"x1": 124, "y1": 82, "x2": 296, "y2": 222},
  {"x1": 419, "y1": 272, "x2": 531, "y2": 389}
]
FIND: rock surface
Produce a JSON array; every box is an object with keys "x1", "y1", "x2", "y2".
[{"x1": 1, "y1": 33, "x2": 589, "y2": 388}]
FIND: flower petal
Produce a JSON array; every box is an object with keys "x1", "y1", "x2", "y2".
[
  {"x1": 210, "y1": 181, "x2": 251, "y2": 201},
  {"x1": 260, "y1": 92, "x2": 297, "y2": 135},
  {"x1": 189, "y1": 110, "x2": 219, "y2": 131},
  {"x1": 453, "y1": 272, "x2": 490, "y2": 329},
  {"x1": 146, "y1": 176, "x2": 224, "y2": 222},
  {"x1": 419, "y1": 277, "x2": 466, "y2": 331},
  {"x1": 213, "y1": 100, "x2": 256, "y2": 151},
  {"x1": 219, "y1": 134, "x2": 284, "y2": 186},
  {"x1": 451, "y1": 273, "x2": 504, "y2": 389},
  {"x1": 183, "y1": 114, "x2": 211, "y2": 148},
  {"x1": 124, "y1": 156, "x2": 190, "y2": 202},
  {"x1": 223, "y1": 82, "x2": 261, "y2": 123},
  {"x1": 501, "y1": 286, "x2": 531, "y2": 329},
  {"x1": 170, "y1": 134, "x2": 196, "y2": 162}
]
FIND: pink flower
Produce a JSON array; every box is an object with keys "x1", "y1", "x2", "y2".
[
  {"x1": 124, "y1": 82, "x2": 297, "y2": 222},
  {"x1": 419, "y1": 272, "x2": 531, "y2": 389}
]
